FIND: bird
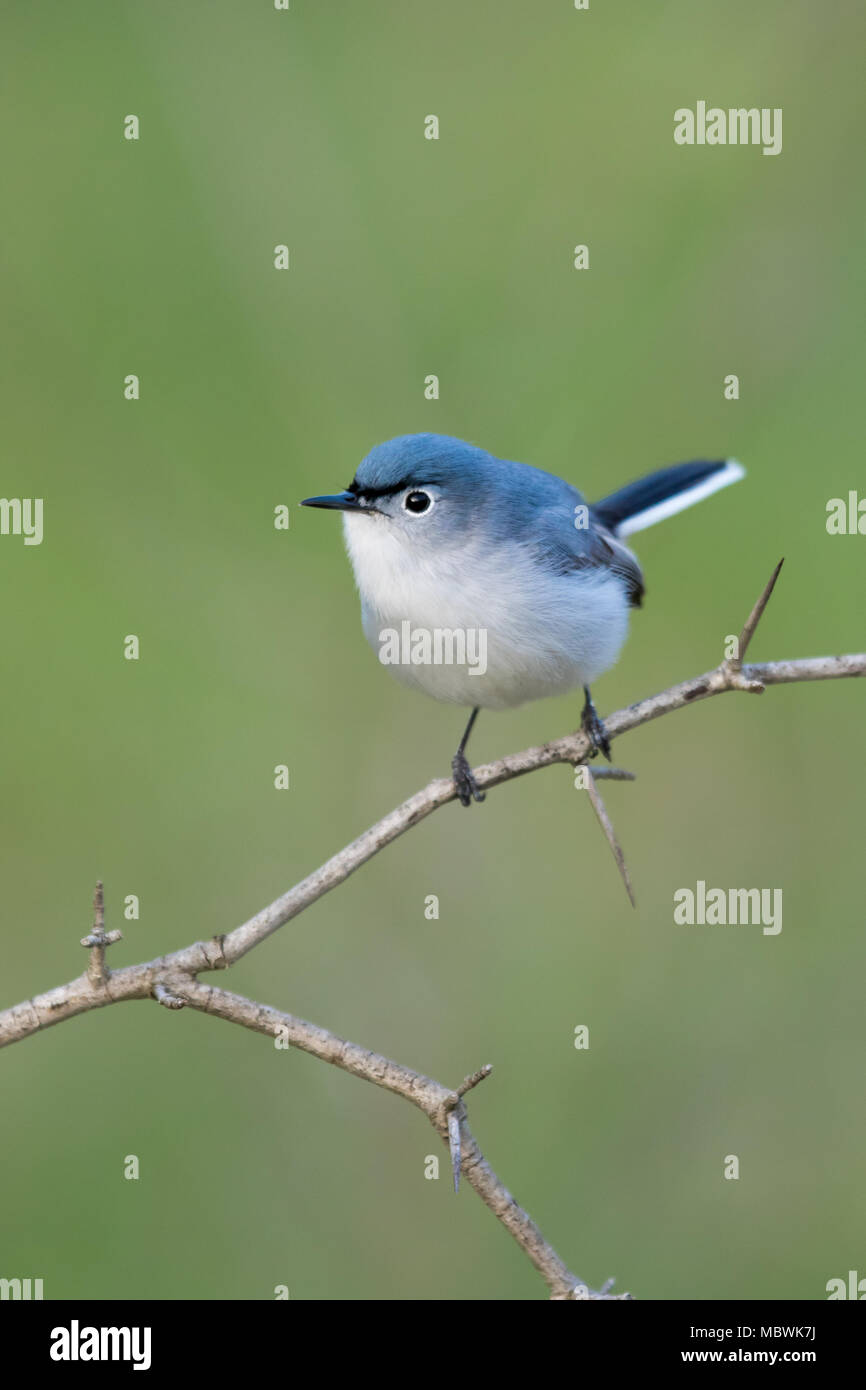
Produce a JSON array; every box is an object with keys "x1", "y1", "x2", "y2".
[{"x1": 301, "y1": 434, "x2": 744, "y2": 806}]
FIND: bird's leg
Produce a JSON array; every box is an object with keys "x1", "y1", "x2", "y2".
[
  {"x1": 581, "y1": 686, "x2": 612, "y2": 761},
  {"x1": 451, "y1": 707, "x2": 485, "y2": 807}
]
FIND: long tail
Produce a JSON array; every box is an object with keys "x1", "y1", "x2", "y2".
[{"x1": 591, "y1": 459, "x2": 745, "y2": 538}]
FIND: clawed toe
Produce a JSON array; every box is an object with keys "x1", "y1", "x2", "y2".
[
  {"x1": 581, "y1": 689, "x2": 612, "y2": 761},
  {"x1": 451, "y1": 751, "x2": 485, "y2": 807}
]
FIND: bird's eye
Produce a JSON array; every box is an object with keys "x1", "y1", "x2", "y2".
[{"x1": 404, "y1": 490, "x2": 432, "y2": 514}]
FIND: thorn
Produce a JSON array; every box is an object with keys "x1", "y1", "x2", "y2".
[
  {"x1": 584, "y1": 769, "x2": 636, "y2": 908},
  {"x1": 81, "y1": 881, "x2": 121, "y2": 985},
  {"x1": 731, "y1": 558, "x2": 785, "y2": 669}
]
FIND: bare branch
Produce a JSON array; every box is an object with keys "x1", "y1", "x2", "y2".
[
  {"x1": 170, "y1": 980, "x2": 623, "y2": 1298},
  {"x1": 1, "y1": 632, "x2": 863, "y2": 1298},
  {"x1": 2, "y1": 650, "x2": 863, "y2": 1054}
]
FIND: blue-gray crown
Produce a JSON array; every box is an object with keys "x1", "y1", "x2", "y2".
[{"x1": 349, "y1": 434, "x2": 496, "y2": 498}]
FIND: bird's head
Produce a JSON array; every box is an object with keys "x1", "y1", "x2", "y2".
[{"x1": 301, "y1": 434, "x2": 498, "y2": 552}]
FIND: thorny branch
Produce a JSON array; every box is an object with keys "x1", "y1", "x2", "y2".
[{"x1": 1, "y1": 564, "x2": 863, "y2": 1298}]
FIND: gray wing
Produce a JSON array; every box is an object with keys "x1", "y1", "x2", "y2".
[
  {"x1": 481, "y1": 461, "x2": 645, "y2": 607},
  {"x1": 527, "y1": 499, "x2": 645, "y2": 608}
]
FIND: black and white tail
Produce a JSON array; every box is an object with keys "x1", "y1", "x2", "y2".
[{"x1": 591, "y1": 459, "x2": 745, "y2": 538}]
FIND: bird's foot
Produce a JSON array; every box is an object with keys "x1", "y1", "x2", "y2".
[
  {"x1": 581, "y1": 694, "x2": 612, "y2": 761},
  {"x1": 451, "y1": 749, "x2": 486, "y2": 807}
]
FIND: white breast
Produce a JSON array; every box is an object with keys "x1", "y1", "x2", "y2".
[{"x1": 342, "y1": 512, "x2": 630, "y2": 709}]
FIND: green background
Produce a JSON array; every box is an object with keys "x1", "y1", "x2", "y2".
[{"x1": 2, "y1": 0, "x2": 864, "y2": 1300}]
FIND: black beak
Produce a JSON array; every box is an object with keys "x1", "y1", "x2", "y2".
[{"x1": 300, "y1": 490, "x2": 366, "y2": 512}]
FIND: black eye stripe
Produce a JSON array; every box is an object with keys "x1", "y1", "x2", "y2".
[{"x1": 348, "y1": 476, "x2": 442, "y2": 502}]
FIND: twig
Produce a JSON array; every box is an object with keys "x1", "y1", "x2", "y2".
[
  {"x1": 79, "y1": 881, "x2": 122, "y2": 986},
  {"x1": 170, "y1": 981, "x2": 621, "y2": 1297},
  {"x1": 585, "y1": 769, "x2": 636, "y2": 907},
  {"x1": 446, "y1": 1065, "x2": 493, "y2": 1193},
  {"x1": 457, "y1": 1063, "x2": 493, "y2": 1097}
]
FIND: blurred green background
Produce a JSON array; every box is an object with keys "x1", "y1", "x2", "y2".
[{"x1": 1, "y1": 0, "x2": 864, "y2": 1301}]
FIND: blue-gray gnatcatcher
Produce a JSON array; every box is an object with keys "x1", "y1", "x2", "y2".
[{"x1": 302, "y1": 434, "x2": 744, "y2": 805}]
